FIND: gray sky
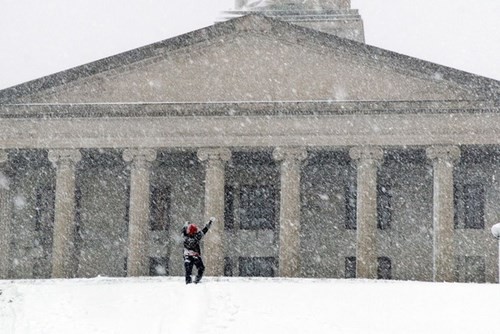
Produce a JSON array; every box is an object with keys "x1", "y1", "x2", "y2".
[{"x1": 0, "y1": 0, "x2": 498, "y2": 90}]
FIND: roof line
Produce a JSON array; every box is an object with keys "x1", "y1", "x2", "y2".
[
  {"x1": 0, "y1": 14, "x2": 498, "y2": 103},
  {"x1": 1, "y1": 99, "x2": 498, "y2": 119}
]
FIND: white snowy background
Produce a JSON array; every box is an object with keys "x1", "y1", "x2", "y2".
[
  {"x1": 1, "y1": 1, "x2": 500, "y2": 333},
  {"x1": 0, "y1": 0, "x2": 499, "y2": 90},
  {"x1": 1, "y1": 277, "x2": 500, "y2": 334}
]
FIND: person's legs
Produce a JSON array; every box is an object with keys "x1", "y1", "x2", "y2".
[
  {"x1": 194, "y1": 257, "x2": 205, "y2": 283},
  {"x1": 184, "y1": 256, "x2": 194, "y2": 284}
]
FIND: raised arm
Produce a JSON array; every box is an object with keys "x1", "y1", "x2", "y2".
[{"x1": 201, "y1": 217, "x2": 216, "y2": 235}]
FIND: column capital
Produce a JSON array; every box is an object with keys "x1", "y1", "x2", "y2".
[
  {"x1": 426, "y1": 145, "x2": 461, "y2": 162},
  {"x1": 48, "y1": 149, "x2": 82, "y2": 166},
  {"x1": 272, "y1": 147, "x2": 308, "y2": 163},
  {"x1": 197, "y1": 148, "x2": 231, "y2": 162},
  {"x1": 123, "y1": 148, "x2": 156, "y2": 163},
  {"x1": 349, "y1": 146, "x2": 384, "y2": 162}
]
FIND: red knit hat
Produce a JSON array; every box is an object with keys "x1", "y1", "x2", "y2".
[{"x1": 187, "y1": 224, "x2": 198, "y2": 236}]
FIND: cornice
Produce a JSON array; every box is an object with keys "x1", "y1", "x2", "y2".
[{"x1": 0, "y1": 100, "x2": 498, "y2": 119}]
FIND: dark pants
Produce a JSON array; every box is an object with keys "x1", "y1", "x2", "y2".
[{"x1": 184, "y1": 256, "x2": 205, "y2": 284}]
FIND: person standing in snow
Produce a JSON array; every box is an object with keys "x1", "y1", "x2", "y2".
[{"x1": 182, "y1": 217, "x2": 215, "y2": 284}]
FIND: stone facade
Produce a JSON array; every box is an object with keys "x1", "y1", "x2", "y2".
[{"x1": 0, "y1": 13, "x2": 499, "y2": 282}]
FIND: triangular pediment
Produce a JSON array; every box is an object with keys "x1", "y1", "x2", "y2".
[{"x1": 1, "y1": 15, "x2": 498, "y2": 104}]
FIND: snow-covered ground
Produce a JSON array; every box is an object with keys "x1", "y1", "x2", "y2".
[{"x1": 1, "y1": 277, "x2": 499, "y2": 334}]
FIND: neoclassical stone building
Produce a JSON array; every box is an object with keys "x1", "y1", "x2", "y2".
[{"x1": 0, "y1": 0, "x2": 499, "y2": 282}]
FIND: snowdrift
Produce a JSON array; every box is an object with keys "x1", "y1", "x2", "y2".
[{"x1": 1, "y1": 276, "x2": 499, "y2": 334}]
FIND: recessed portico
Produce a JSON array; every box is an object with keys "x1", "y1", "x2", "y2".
[{"x1": 0, "y1": 13, "x2": 498, "y2": 282}]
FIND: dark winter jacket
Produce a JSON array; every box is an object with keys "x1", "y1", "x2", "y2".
[{"x1": 182, "y1": 220, "x2": 212, "y2": 257}]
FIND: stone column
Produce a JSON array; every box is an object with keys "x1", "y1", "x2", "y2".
[
  {"x1": 0, "y1": 150, "x2": 10, "y2": 279},
  {"x1": 48, "y1": 149, "x2": 82, "y2": 278},
  {"x1": 123, "y1": 149, "x2": 156, "y2": 277},
  {"x1": 349, "y1": 146, "x2": 383, "y2": 279},
  {"x1": 273, "y1": 147, "x2": 308, "y2": 277},
  {"x1": 197, "y1": 148, "x2": 231, "y2": 277},
  {"x1": 426, "y1": 145, "x2": 460, "y2": 282}
]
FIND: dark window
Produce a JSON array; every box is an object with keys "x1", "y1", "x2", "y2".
[
  {"x1": 149, "y1": 257, "x2": 169, "y2": 276},
  {"x1": 73, "y1": 185, "x2": 83, "y2": 275},
  {"x1": 75, "y1": 185, "x2": 82, "y2": 234},
  {"x1": 239, "y1": 185, "x2": 276, "y2": 230},
  {"x1": 34, "y1": 183, "x2": 54, "y2": 233},
  {"x1": 454, "y1": 183, "x2": 485, "y2": 229},
  {"x1": 224, "y1": 186, "x2": 235, "y2": 230},
  {"x1": 239, "y1": 257, "x2": 277, "y2": 277},
  {"x1": 345, "y1": 256, "x2": 356, "y2": 278},
  {"x1": 34, "y1": 189, "x2": 43, "y2": 232},
  {"x1": 453, "y1": 183, "x2": 460, "y2": 229},
  {"x1": 224, "y1": 257, "x2": 233, "y2": 277},
  {"x1": 125, "y1": 185, "x2": 130, "y2": 228},
  {"x1": 345, "y1": 184, "x2": 357, "y2": 230},
  {"x1": 377, "y1": 183, "x2": 392, "y2": 230},
  {"x1": 377, "y1": 257, "x2": 392, "y2": 280},
  {"x1": 34, "y1": 182, "x2": 55, "y2": 277},
  {"x1": 150, "y1": 185, "x2": 171, "y2": 231},
  {"x1": 464, "y1": 184, "x2": 485, "y2": 229}
]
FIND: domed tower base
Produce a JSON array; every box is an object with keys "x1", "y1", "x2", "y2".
[{"x1": 229, "y1": 0, "x2": 365, "y2": 43}]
